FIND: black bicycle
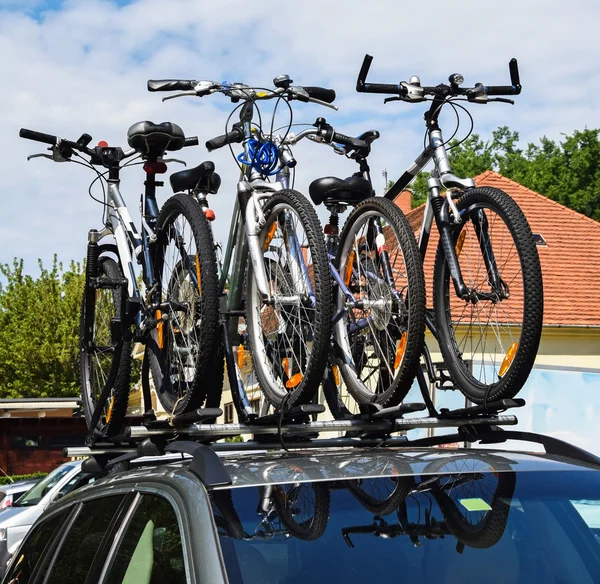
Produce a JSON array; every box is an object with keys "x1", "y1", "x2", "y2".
[{"x1": 355, "y1": 55, "x2": 543, "y2": 403}]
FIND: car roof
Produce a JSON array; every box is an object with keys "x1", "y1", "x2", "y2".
[
  {"x1": 50, "y1": 445, "x2": 600, "y2": 504},
  {"x1": 0, "y1": 480, "x2": 38, "y2": 494}
]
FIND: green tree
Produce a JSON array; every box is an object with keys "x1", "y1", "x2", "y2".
[{"x1": 0, "y1": 257, "x2": 85, "y2": 398}]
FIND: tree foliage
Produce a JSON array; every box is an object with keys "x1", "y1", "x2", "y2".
[
  {"x1": 0, "y1": 257, "x2": 84, "y2": 398},
  {"x1": 408, "y1": 126, "x2": 600, "y2": 221}
]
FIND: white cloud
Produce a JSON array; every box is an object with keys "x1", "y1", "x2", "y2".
[{"x1": 1, "y1": 0, "x2": 599, "y2": 274}]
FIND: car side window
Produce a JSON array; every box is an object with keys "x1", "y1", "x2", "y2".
[
  {"x1": 4, "y1": 509, "x2": 69, "y2": 584},
  {"x1": 105, "y1": 494, "x2": 187, "y2": 584},
  {"x1": 45, "y1": 494, "x2": 126, "y2": 584}
]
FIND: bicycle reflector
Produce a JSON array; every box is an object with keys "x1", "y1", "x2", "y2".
[
  {"x1": 98, "y1": 141, "x2": 109, "y2": 147},
  {"x1": 144, "y1": 161, "x2": 167, "y2": 174}
]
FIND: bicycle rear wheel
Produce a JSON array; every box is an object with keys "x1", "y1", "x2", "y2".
[
  {"x1": 148, "y1": 193, "x2": 220, "y2": 415},
  {"x1": 79, "y1": 255, "x2": 130, "y2": 437},
  {"x1": 246, "y1": 190, "x2": 332, "y2": 408},
  {"x1": 334, "y1": 197, "x2": 425, "y2": 407},
  {"x1": 433, "y1": 187, "x2": 543, "y2": 403}
]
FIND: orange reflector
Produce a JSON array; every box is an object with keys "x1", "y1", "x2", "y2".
[
  {"x1": 264, "y1": 222, "x2": 278, "y2": 250},
  {"x1": 156, "y1": 310, "x2": 164, "y2": 350},
  {"x1": 105, "y1": 396, "x2": 114, "y2": 422},
  {"x1": 237, "y1": 344, "x2": 245, "y2": 369},
  {"x1": 393, "y1": 332, "x2": 407, "y2": 371},
  {"x1": 499, "y1": 342, "x2": 519, "y2": 378},
  {"x1": 332, "y1": 365, "x2": 340, "y2": 386},
  {"x1": 204, "y1": 209, "x2": 215, "y2": 221},
  {"x1": 344, "y1": 250, "x2": 355, "y2": 285},
  {"x1": 456, "y1": 230, "x2": 466, "y2": 256},
  {"x1": 282, "y1": 358, "x2": 290, "y2": 378},
  {"x1": 195, "y1": 254, "x2": 202, "y2": 294},
  {"x1": 285, "y1": 372, "x2": 303, "y2": 388}
]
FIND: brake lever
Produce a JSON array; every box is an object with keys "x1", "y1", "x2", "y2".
[
  {"x1": 27, "y1": 145, "x2": 70, "y2": 162},
  {"x1": 27, "y1": 153, "x2": 53, "y2": 162},
  {"x1": 489, "y1": 97, "x2": 515, "y2": 105},
  {"x1": 161, "y1": 158, "x2": 186, "y2": 166},
  {"x1": 307, "y1": 97, "x2": 339, "y2": 111},
  {"x1": 162, "y1": 90, "x2": 197, "y2": 102},
  {"x1": 384, "y1": 96, "x2": 402, "y2": 104}
]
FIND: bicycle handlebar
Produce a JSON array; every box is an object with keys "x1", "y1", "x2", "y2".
[{"x1": 356, "y1": 54, "x2": 522, "y2": 100}]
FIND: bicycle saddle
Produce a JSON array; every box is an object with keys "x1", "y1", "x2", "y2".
[
  {"x1": 309, "y1": 175, "x2": 374, "y2": 206},
  {"x1": 127, "y1": 121, "x2": 185, "y2": 155},
  {"x1": 170, "y1": 160, "x2": 221, "y2": 195}
]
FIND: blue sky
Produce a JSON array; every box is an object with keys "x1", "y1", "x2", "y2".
[{"x1": 1, "y1": 0, "x2": 599, "y2": 275}]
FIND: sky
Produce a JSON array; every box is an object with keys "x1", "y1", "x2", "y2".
[{"x1": 0, "y1": 0, "x2": 599, "y2": 275}]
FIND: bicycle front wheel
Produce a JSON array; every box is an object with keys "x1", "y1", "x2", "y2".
[
  {"x1": 148, "y1": 193, "x2": 220, "y2": 415},
  {"x1": 433, "y1": 186, "x2": 543, "y2": 403},
  {"x1": 246, "y1": 190, "x2": 332, "y2": 408},
  {"x1": 79, "y1": 255, "x2": 131, "y2": 437},
  {"x1": 334, "y1": 197, "x2": 425, "y2": 408}
]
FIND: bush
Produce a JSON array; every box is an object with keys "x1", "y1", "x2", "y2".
[{"x1": 0, "y1": 472, "x2": 47, "y2": 486}]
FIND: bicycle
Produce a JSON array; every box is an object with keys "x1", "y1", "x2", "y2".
[
  {"x1": 19, "y1": 123, "x2": 221, "y2": 438},
  {"x1": 148, "y1": 76, "x2": 339, "y2": 416},
  {"x1": 296, "y1": 119, "x2": 426, "y2": 416},
  {"x1": 355, "y1": 55, "x2": 544, "y2": 404}
]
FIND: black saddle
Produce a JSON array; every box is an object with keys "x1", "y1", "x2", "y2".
[
  {"x1": 309, "y1": 175, "x2": 374, "y2": 207},
  {"x1": 127, "y1": 121, "x2": 185, "y2": 156},
  {"x1": 170, "y1": 161, "x2": 221, "y2": 195}
]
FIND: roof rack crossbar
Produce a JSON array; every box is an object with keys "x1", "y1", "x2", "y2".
[{"x1": 127, "y1": 414, "x2": 518, "y2": 440}]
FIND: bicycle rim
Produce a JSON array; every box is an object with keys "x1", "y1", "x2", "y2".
[
  {"x1": 246, "y1": 191, "x2": 331, "y2": 407},
  {"x1": 434, "y1": 187, "x2": 542, "y2": 402},
  {"x1": 334, "y1": 201, "x2": 424, "y2": 407}
]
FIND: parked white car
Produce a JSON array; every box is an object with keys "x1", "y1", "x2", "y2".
[{"x1": 0, "y1": 460, "x2": 89, "y2": 578}]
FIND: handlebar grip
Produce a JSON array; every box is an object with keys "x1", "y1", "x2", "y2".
[
  {"x1": 509, "y1": 58, "x2": 521, "y2": 94},
  {"x1": 205, "y1": 127, "x2": 245, "y2": 152},
  {"x1": 19, "y1": 128, "x2": 58, "y2": 145},
  {"x1": 362, "y1": 82, "x2": 402, "y2": 95},
  {"x1": 483, "y1": 85, "x2": 517, "y2": 96},
  {"x1": 332, "y1": 132, "x2": 369, "y2": 151},
  {"x1": 356, "y1": 54, "x2": 373, "y2": 91},
  {"x1": 184, "y1": 136, "x2": 199, "y2": 147},
  {"x1": 304, "y1": 87, "x2": 336, "y2": 104},
  {"x1": 147, "y1": 79, "x2": 195, "y2": 92}
]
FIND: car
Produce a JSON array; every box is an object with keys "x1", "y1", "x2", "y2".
[
  {"x1": 0, "y1": 460, "x2": 93, "y2": 579},
  {"x1": 0, "y1": 481, "x2": 39, "y2": 512},
  {"x1": 3, "y1": 415, "x2": 600, "y2": 584}
]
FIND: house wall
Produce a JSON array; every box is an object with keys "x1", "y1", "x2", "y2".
[{"x1": 0, "y1": 418, "x2": 87, "y2": 476}]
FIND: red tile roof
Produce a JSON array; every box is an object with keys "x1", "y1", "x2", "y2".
[{"x1": 399, "y1": 171, "x2": 600, "y2": 327}]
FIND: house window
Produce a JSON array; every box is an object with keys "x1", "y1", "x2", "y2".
[
  {"x1": 49, "y1": 436, "x2": 86, "y2": 448},
  {"x1": 224, "y1": 403, "x2": 234, "y2": 424},
  {"x1": 11, "y1": 436, "x2": 42, "y2": 449},
  {"x1": 250, "y1": 398, "x2": 261, "y2": 415},
  {"x1": 533, "y1": 233, "x2": 547, "y2": 246}
]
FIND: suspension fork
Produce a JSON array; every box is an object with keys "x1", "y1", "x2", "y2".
[{"x1": 471, "y1": 208, "x2": 503, "y2": 293}]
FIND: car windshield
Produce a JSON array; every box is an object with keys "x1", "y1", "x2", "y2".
[
  {"x1": 14, "y1": 464, "x2": 76, "y2": 507},
  {"x1": 212, "y1": 465, "x2": 600, "y2": 584}
]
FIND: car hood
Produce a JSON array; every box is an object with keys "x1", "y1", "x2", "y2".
[{"x1": 0, "y1": 504, "x2": 40, "y2": 529}]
